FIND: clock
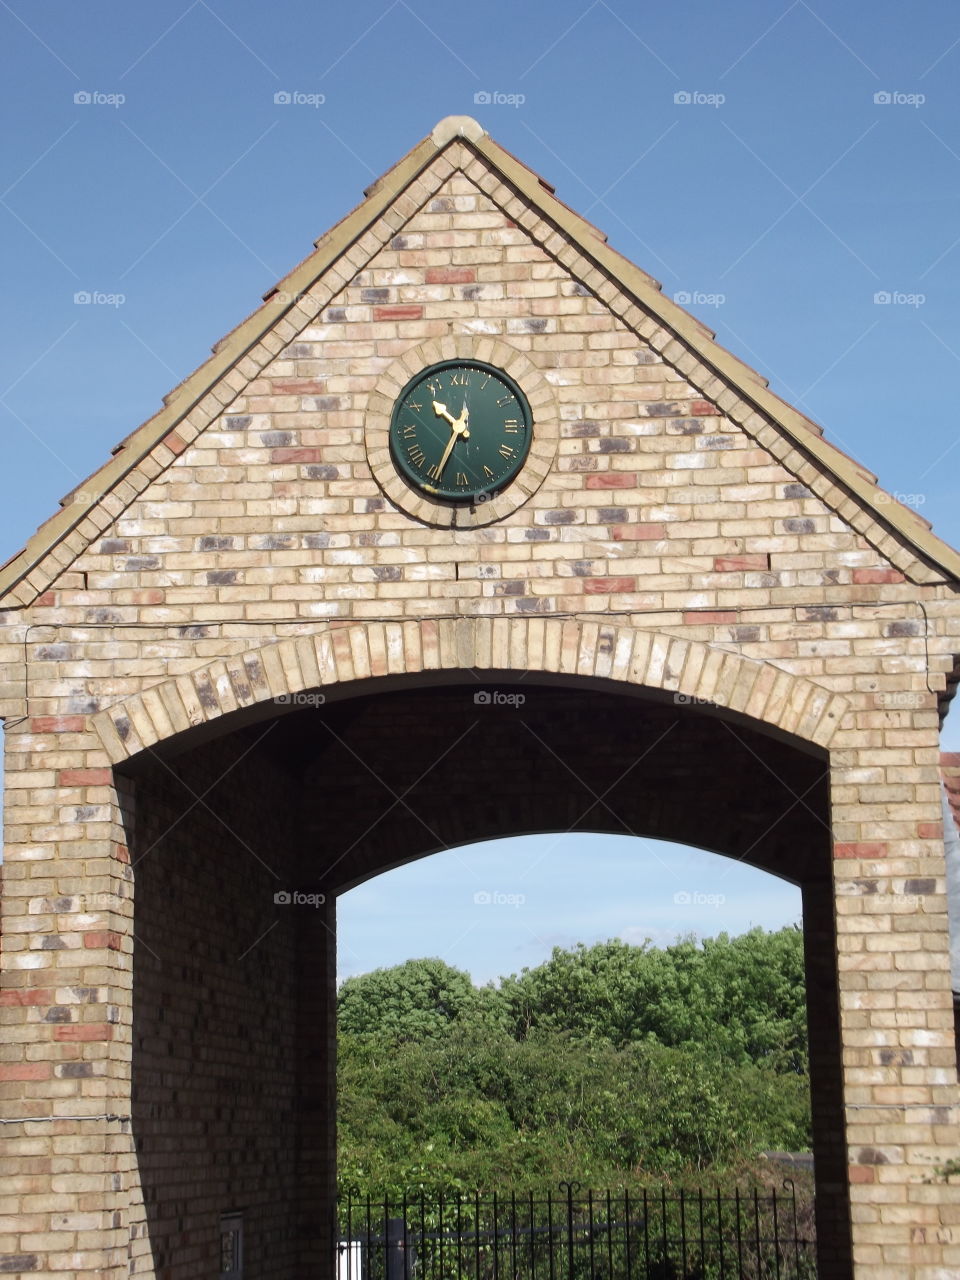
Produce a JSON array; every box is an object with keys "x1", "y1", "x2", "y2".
[{"x1": 389, "y1": 360, "x2": 533, "y2": 502}]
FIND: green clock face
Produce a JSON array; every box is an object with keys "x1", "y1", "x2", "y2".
[{"x1": 389, "y1": 360, "x2": 532, "y2": 502}]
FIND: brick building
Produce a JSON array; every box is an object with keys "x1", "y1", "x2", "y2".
[{"x1": 1, "y1": 115, "x2": 960, "y2": 1277}]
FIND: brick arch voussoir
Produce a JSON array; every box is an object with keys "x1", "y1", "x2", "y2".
[{"x1": 91, "y1": 619, "x2": 849, "y2": 764}]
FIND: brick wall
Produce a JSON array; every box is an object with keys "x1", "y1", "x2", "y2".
[{"x1": 1, "y1": 128, "x2": 959, "y2": 1276}]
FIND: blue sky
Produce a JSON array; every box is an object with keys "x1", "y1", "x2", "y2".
[{"x1": 1, "y1": 1, "x2": 958, "y2": 979}]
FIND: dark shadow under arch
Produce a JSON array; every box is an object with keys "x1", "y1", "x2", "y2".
[{"x1": 122, "y1": 675, "x2": 850, "y2": 1278}]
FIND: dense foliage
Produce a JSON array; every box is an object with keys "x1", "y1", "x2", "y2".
[{"x1": 337, "y1": 928, "x2": 811, "y2": 1198}]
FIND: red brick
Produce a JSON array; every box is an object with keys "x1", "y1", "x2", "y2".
[
  {"x1": 34, "y1": 590, "x2": 57, "y2": 607},
  {"x1": 132, "y1": 589, "x2": 165, "y2": 605},
  {"x1": 611, "y1": 523, "x2": 666, "y2": 541},
  {"x1": 0, "y1": 989, "x2": 52, "y2": 1007},
  {"x1": 834, "y1": 842, "x2": 889, "y2": 859},
  {"x1": 30, "y1": 716, "x2": 84, "y2": 734},
  {"x1": 683, "y1": 611, "x2": 738, "y2": 624},
  {"x1": 83, "y1": 931, "x2": 124, "y2": 951},
  {"x1": 58, "y1": 768, "x2": 112, "y2": 787},
  {"x1": 373, "y1": 305, "x2": 423, "y2": 321},
  {"x1": 115, "y1": 842, "x2": 130, "y2": 864},
  {"x1": 585, "y1": 474, "x2": 637, "y2": 489},
  {"x1": 584, "y1": 577, "x2": 636, "y2": 594},
  {"x1": 0, "y1": 1063, "x2": 51, "y2": 1080},
  {"x1": 918, "y1": 821, "x2": 943, "y2": 840},
  {"x1": 425, "y1": 267, "x2": 476, "y2": 284},
  {"x1": 270, "y1": 379, "x2": 327, "y2": 394},
  {"x1": 714, "y1": 554, "x2": 770, "y2": 572},
  {"x1": 54, "y1": 1024, "x2": 114, "y2": 1042},
  {"x1": 852, "y1": 568, "x2": 905, "y2": 584},
  {"x1": 271, "y1": 447, "x2": 323, "y2": 464},
  {"x1": 848, "y1": 1165, "x2": 875, "y2": 1184},
  {"x1": 163, "y1": 430, "x2": 189, "y2": 456},
  {"x1": 688, "y1": 399, "x2": 719, "y2": 416}
]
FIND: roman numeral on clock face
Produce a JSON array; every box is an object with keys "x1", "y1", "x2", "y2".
[
  {"x1": 503, "y1": 419, "x2": 520, "y2": 433},
  {"x1": 408, "y1": 445, "x2": 426, "y2": 467},
  {"x1": 456, "y1": 472, "x2": 468, "y2": 486},
  {"x1": 498, "y1": 444, "x2": 517, "y2": 460}
]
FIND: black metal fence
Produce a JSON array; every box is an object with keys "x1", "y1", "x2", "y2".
[{"x1": 337, "y1": 1183, "x2": 816, "y2": 1280}]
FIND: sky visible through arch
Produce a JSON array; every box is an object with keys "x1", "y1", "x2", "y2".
[
  {"x1": 1, "y1": 1, "x2": 958, "y2": 972},
  {"x1": 336, "y1": 834, "x2": 802, "y2": 984}
]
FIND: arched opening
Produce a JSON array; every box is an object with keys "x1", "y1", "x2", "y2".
[{"x1": 119, "y1": 673, "x2": 848, "y2": 1278}]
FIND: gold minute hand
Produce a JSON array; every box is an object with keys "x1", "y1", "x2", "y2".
[{"x1": 434, "y1": 407, "x2": 469, "y2": 480}]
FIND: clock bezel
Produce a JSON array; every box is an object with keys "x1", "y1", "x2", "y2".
[
  {"x1": 364, "y1": 335, "x2": 559, "y2": 528},
  {"x1": 388, "y1": 358, "x2": 533, "y2": 503}
]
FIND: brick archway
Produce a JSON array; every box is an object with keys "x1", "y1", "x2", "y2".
[
  {"x1": 87, "y1": 619, "x2": 855, "y2": 1278},
  {"x1": 91, "y1": 617, "x2": 850, "y2": 763}
]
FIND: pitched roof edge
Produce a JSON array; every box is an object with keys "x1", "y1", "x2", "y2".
[
  {"x1": 469, "y1": 133, "x2": 960, "y2": 584},
  {"x1": 2, "y1": 116, "x2": 959, "y2": 603},
  {"x1": 0, "y1": 130, "x2": 442, "y2": 604}
]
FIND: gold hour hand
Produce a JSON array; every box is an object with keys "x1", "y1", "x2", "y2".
[{"x1": 432, "y1": 400, "x2": 456, "y2": 427}]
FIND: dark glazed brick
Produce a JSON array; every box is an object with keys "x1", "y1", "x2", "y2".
[
  {"x1": 884, "y1": 621, "x2": 923, "y2": 637},
  {"x1": 100, "y1": 538, "x2": 131, "y2": 553},
  {"x1": 635, "y1": 350, "x2": 659, "y2": 364},
  {"x1": 223, "y1": 416, "x2": 251, "y2": 431},
  {"x1": 643, "y1": 402, "x2": 682, "y2": 416},
  {"x1": 542, "y1": 510, "x2": 577, "y2": 524},
  {"x1": 784, "y1": 518, "x2": 816, "y2": 534},
  {"x1": 0, "y1": 1258, "x2": 38, "y2": 1272},
  {"x1": 206, "y1": 571, "x2": 239, "y2": 586},
  {"x1": 305, "y1": 533, "x2": 331, "y2": 549},
  {"x1": 261, "y1": 432, "x2": 294, "y2": 448},
  {"x1": 306, "y1": 465, "x2": 340, "y2": 481},
  {"x1": 124, "y1": 557, "x2": 160, "y2": 571},
  {"x1": 672, "y1": 419, "x2": 704, "y2": 435},
  {"x1": 569, "y1": 282, "x2": 593, "y2": 297},
  {"x1": 567, "y1": 421, "x2": 600, "y2": 437},
  {"x1": 524, "y1": 528, "x2": 551, "y2": 541},
  {"x1": 597, "y1": 439, "x2": 631, "y2": 453},
  {"x1": 57, "y1": 1062, "x2": 93, "y2": 1078},
  {"x1": 493, "y1": 581, "x2": 525, "y2": 596},
  {"x1": 519, "y1": 318, "x2": 549, "y2": 333},
  {"x1": 784, "y1": 483, "x2": 812, "y2": 498},
  {"x1": 360, "y1": 288, "x2": 390, "y2": 304},
  {"x1": 904, "y1": 878, "x2": 936, "y2": 895},
  {"x1": 597, "y1": 508, "x2": 628, "y2": 523},
  {"x1": 199, "y1": 536, "x2": 236, "y2": 551},
  {"x1": 373, "y1": 566, "x2": 402, "y2": 582}
]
